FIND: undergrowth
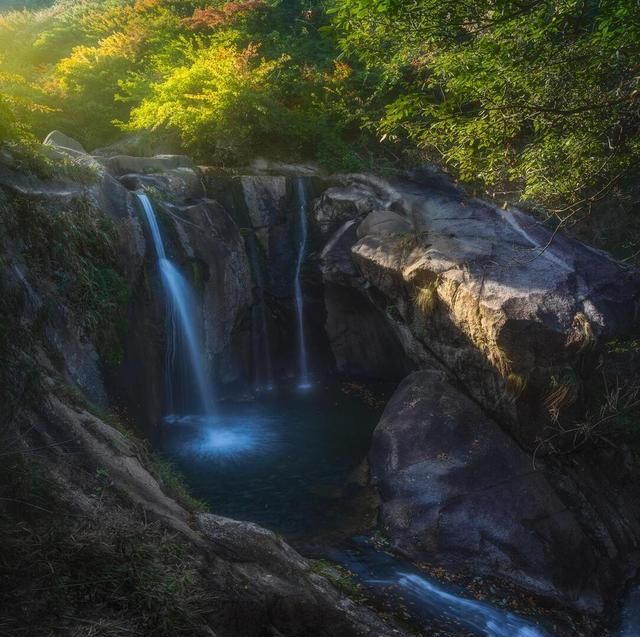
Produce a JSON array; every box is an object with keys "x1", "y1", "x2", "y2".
[
  {"x1": 310, "y1": 559, "x2": 362, "y2": 599},
  {"x1": 53, "y1": 379, "x2": 210, "y2": 514},
  {"x1": 0, "y1": 194, "x2": 129, "y2": 365},
  {"x1": 0, "y1": 180, "x2": 212, "y2": 634},
  {"x1": 0, "y1": 444, "x2": 211, "y2": 637}
]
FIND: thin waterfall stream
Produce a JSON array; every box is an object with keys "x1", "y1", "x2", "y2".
[
  {"x1": 137, "y1": 192, "x2": 215, "y2": 418},
  {"x1": 246, "y1": 235, "x2": 274, "y2": 392},
  {"x1": 293, "y1": 177, "x2": 311, "y2": 389}
]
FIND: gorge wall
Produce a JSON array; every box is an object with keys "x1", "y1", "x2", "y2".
[
  {"x1": 0, "y1": 134, "x2": 410, "y2": 637},
  {"x1": 3, "y1": 131, "x2": 640, "y2": 633}
]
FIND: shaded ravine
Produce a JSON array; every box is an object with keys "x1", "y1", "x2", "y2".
[
  {"x1": 133, "y1": 176, "x2": 639, "y2": 637},
  {"x1": 137, "y1": 192, "x2": 215, "y2": 417}
]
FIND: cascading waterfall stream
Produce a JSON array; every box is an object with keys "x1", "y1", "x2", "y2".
[
  {"x1": 137, "y1": 192, "x2": 215, "y2": 418},
  {"x1": 293, "y1": 177, "x2": 311, "y2": 389},
  {"x1": 332, "y1": 538, "x2": 551, "y2": 637},
  {"x1": 246, "y1": 235, "x2": 274, "y2": 392}
]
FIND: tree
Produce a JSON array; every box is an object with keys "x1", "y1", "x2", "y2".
[{"x1": 330, "y1": 0, "x2": 640, "y2": 216}]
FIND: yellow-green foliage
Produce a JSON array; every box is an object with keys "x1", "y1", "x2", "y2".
[
  {"x1": 414, "y1": 284, "x2": 438, "y2": 316},
  {"x1": 506, "y1": 372, "x2": 527, "y2": 397},
  {"x1": 331, "y1": 0, "x2": 640, "y2": 218},
  {"x1": 125, "y1": 43, "x2": 287, "y2": 163},
  {"x1": 1, "y1": 0, "x2": 640, "y2": 222},
  {"x1": 0, "y1": 1, "x2": 372, "y2": 167}
]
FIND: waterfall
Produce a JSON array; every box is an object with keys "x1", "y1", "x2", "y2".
[
  {"x1": 293, "y1": 177, "x2": 311, "y2": 388},
  {"x1": 246, "y1": 235, "x2": 274, "y2": 391},
  {"x1": 137, "y1": 193, "x2": 215, "y2": 418}
]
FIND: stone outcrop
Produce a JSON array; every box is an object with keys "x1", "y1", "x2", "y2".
[
  {"x1": 197, "y1": 514, "x2": 405, "y2": 636},
  {"x1": 316, "y1": 170, "x2": 640, "y2": 617},
  {"x1": 0, "y1": 141, "x2": 145, "y2": 409},
  {"x1": 101, "y1": 154, "x2": 194, "y2": 176},
  {"x1": 316, "y1": 172, "x2": 640, "y2": 444},
  {"x1": 370, "y1": 370, "x2": 640, "y2": 614}
]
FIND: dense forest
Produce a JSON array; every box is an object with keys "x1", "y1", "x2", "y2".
[{"x1": 1, "y1": 0, "x2": 639, "y2": 253}]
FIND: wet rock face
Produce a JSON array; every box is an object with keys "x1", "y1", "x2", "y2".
[
  {"x1": 239, "y1": 175, "x2": 295, "y2": 299},
  {"x1": 168, "y1": 199, "x2": 253, "y2": 384},
  {"x1": 316, "y1": 174, "x2": 640, "y2": 444},
  {"x1": 370, "y1": 370, "x2": 640, "y2": 614},
  {"x1": 324, "y1": 281, "x2": 413, "y2": 380},
  {"x1": 115, "y1": 183, "x2": 253, "y2": 413}
]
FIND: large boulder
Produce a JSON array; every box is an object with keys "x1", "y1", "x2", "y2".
[
  {"x1": 316, "y1": 174, "x2": 640, "y2": 443},
  {"x1": 100, "y1": 154, "x2": 194, "y2": 176},
  {"x1": 370, "y1": 370, "x2": 640, "y2": 614},
  {"x1": 198, "y1": 514, "x2": 408, "y2": 637},
  {"x1": 43, "y1": 130, "x2": 87, "y2": 154}
]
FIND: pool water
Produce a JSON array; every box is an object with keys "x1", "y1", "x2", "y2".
[{"x1": 157, "y1": 383, "x2": 384, "y2": 540}]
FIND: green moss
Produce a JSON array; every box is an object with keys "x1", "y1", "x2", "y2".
[
  {"x1": 151, "y1": 456, "x2": 210, "y2": 514},
  {"x1": 607, "y1": 337, "x2": 640, "y2": 354},
  {"x1": 310, "y1": 559, "x2": 362, "y2": 599}
]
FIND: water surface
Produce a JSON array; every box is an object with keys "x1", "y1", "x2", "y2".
[
  {"x1": 330, "y1": 537, "x2": 552, "y2": 637},
  {"x1": 158, "y1": 384, "x2": 382, "y2": 539}
]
